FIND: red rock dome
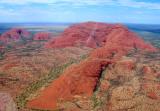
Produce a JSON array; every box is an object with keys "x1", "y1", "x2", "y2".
[
  {"x1": 27, "y1": 22, "x2": 157, "y2": 110},
  {"x1": 0, "y1": 28, "x2": 31, "y2": 43},
  {"x1": 45, "y1": 22, "x2": 156, "y2": 52}
]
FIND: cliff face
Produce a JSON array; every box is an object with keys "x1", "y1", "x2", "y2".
[{"x1": 27, "y1": 22, "x2": 158, "y2": 110}]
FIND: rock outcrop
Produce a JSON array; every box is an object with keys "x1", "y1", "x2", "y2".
[
  {"x1": 27, "y1": 59, "x2": 112, "y2": 110},
  {"x1": 27, "y1": 22, "x2": 157, "y2": 110},
  {"x1": 33, "y1": 32, "x2": 52, "y2": 41},
  {"x1": 0, "y1": 28, "x2": 31, "y2": 43},
  {"x1": 45, "y1": 22, "x2": 113, "y2": 48},
  {"x1": 45, "y1": 22, "x2": 156, "y2": 52}
]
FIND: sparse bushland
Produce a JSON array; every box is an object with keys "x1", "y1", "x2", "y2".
[
  {"x1": 16, "y1": 55, "x2": 87, "y2": 110},
  {"x1": 0, "y1": 72, "x2": 6, "y2": 76},
  {"x1": 90, "y1": 68, "x2": 108, "y2": 110},
  {"x1": 31, "y1": 109, "x2": 50, "y2": 111},
  {"x1": 79, "y1": 54, "x2": 89, "y2": 60},
  {"x1": 16, "y1": 60, "x2": 75, "y2": 109},
  {"x1": 91, "y1": 92, "x2": 103, "y2": 110},
  {"x1": 0, "y1": 51, "x2": 5, "y2": 60}
]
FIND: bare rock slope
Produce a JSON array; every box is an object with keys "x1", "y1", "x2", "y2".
[{"x1": 27, "y1": 22, "x2": 158, "y2": 110}]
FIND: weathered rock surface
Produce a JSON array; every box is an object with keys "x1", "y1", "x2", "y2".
[
  {"x1": 27, "y1": 22, "x2": 158, "y2": 110},
  {"x1": 27, "y1": 59, "x2": 112, "y2": 110},
  {"x1": 0, "y1": 28, "x2": 31, "y2": 43},
  {"x1": 45, "y1": 22, "x2": 156, "y2": 52},
  {"x1": 33, "y1": 32, "x2": 52, "y2": 41}
]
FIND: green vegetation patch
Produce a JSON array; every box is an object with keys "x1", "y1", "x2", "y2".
[
  {"x1": 91, "y1": 92, "x2": 103, "y2": 109},
  {"x1": 91, "y1": 68, "x2": 108, "y2": 110}
]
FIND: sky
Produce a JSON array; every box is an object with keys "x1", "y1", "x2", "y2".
[{"x1": 0, "y1": 0, "x2": 160, "y2": 24}]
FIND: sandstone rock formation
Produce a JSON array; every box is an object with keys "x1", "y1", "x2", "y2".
[
  {"x1": 45, "y1": 22, "x2": 114, "y2": 48},
  {"x1": 33, "y1": 32, "x2": 52, "y2": 41},
  {"x1": 45, "y1": 22, "x2": 156, "y2": 52},
  {"x1": 0, "y1": 28, "x2": 31, "y2": 43},
  {"x1": 27, "y1": 22, "x2": 158, "y2": 110},
  {"x1": 27, "y1": 59, "x2": 112, "y2": 110}
]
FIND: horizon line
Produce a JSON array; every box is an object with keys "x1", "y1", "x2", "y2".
[{"x1": 0, "y1": 22, "x2": 160, "y2": 25}]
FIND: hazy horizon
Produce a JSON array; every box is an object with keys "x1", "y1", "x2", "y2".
[{"x1": 0, "y1": 22, "x2": 160, "y2": 25}]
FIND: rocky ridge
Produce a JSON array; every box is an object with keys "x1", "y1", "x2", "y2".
[{"x1": 27, "y1": 22, "x2": 158, "y2": 111}]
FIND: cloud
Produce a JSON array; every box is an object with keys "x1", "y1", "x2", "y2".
[
  {"x1": 0, "y1": 0, "x2": 159, "y2": 23},
  {"x1": 0, "y1": 0, "x2": 53, "y2": 5},
  {"x1": 117, "y1": 0, "x2": 160, "y2": 10},
  {"x1": 0, "y1": 0, "x2": 160, "y2": 10}
]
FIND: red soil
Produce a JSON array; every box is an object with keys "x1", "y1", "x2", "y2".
[
  {"x1": 27, "y1": 22, "x2": 157, "y2": 110},
  {"x1": 142, "y1": 66, "x2": 153, "y2": 74},
  {"x1": 0, "y1": 28, "x2": 31, "y2": 43},
  {"x1": 2, "y1": 63, "x2": 19, "y2": 70},
  {"x1": 100, "y1": 80, "x2": 110, "y2": 91},
  {"x1": 33, "y1": 32, "x2": 51, "y2": 41},
  {"x1": 147, "y1": 92, "x2": 158, "y2": 100},
  {"x1": 117, "y1": 60, "x2": 135, "y2": 70}
]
